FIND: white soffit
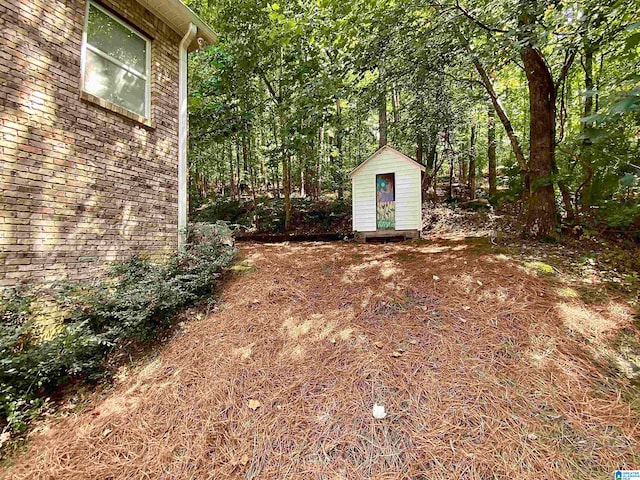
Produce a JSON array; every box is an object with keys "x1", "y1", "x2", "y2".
[{"x1": 135, "y1": 0, "x2": 216, "y2": 50}]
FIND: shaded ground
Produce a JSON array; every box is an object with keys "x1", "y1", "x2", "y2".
[{"x1": 4, "y1": 239, "x2": 640, "y2": 479}]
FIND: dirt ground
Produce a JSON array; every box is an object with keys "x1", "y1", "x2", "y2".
[{"x1": 4, "y1": 239, "x2": 640, "y2": 479}]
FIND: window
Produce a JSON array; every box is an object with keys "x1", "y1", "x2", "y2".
[{"x1": 81, "y1": 2, "x2": 151, "y2": 119}]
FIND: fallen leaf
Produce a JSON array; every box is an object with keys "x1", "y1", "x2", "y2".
[
  {"x1": 462, "y1": 306, "x2": 471, "y2": 311},
  {"x1": 391, "y1": 351, "x2": 403, "y2": 358},
  {"x1": 102, "y1": 428, "x2": 112, "y2": 437},
  {"x1": 432, "y1": 275, "x2": 440, "y2": 281},
  {"x1": 248, "y1": 399, "x2": 261, "y2": 410},
  {"x1": 0, "y1": 432, "x2": 11, "y2": 447},
  {"x1": 373, "y1": 341, "x2": 384, "y2": 349},
  {"x1": 240, "y1": 454, "x2": 250, "y2": 466},
  {"x1": 477, "y1": 280, "x2": 483, "y2": 286}
]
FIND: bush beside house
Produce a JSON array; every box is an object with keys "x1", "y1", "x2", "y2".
[{"x1": 0, "y1": 223, "x2": 235, "y2": 439}]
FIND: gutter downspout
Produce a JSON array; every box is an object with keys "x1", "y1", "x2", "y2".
[{"x1": 178, "y1": 23, "x2": 197, "y2": 251}]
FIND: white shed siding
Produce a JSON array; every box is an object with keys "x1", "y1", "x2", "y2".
[{"x1": 351, "y1": 149, "x2": 422, "y2": 232}]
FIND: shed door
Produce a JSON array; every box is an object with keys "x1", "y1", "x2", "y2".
[{"x1": 376, "y1": 173, "x2": 395, "y2": 230}]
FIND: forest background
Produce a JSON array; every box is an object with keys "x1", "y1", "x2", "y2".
[{"x1": 185, "y1": 0, "x2": 640, "y2": 238}]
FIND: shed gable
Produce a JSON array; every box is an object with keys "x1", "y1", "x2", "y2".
[{"x1": 349, "y1": 145, "x2": 425, "y2": 178}]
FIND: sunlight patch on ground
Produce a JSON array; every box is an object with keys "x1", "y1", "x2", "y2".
[
  {"x1": 527, "y1": 334, "x2": 557, "y2": 368},
  {"x1": 291, "y1": 345, "x2": 305, "y2": 358},
  {"x1": 449, "y1": 273, "x2": 478, "y2": 294},
  {"x1": 316, "y1": 321, "x2": 336, "y2": 341},
  {"x1": 245, "y1": 251, "x2": 265, "y2": 261},
  {"x1": 338, "y1": 328, "x2": 353, "y2": 340},
  {"x1": 96, "y1": 392, "x2": 142, "y2": 419},
  {"x1": 557, "y1": 302, "x2": 621, "y2": 341},
  {"x1": 138, "y1": 358, "x2": 163, "y2": 380},
  {"x1": 413, "y1": 245, "x2": 455, "y2": 254},
  {"x1": 523, "y1": 261, "x2": 556, "y2": 277},
  {"x1": 282, "y1": 318, "x2": 313, "y2": 338},
  {"x1": 232, "y1": 344, "x2": 254, "y2": 360},
  {"x1": 341, "y1": 262, "x2": 373, "y2": 284},
  {"x1": 597, "y1": 344, "x2": 640, "y2": 380},
  {"x1": 557, "y1": 286, "x2": 580, "y2": 298},
  {"x1": 379, "y1": 260, "x2": 401, "y2": 279},
  {"x1": 478, "y1": 286, "x2": 510, "y2": 303}
]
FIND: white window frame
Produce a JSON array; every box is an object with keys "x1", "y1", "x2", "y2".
[{"x1": 80, "y1": 1, "x2": 152, "y2": 120}]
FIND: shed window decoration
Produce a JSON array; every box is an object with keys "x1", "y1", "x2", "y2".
[{"x1": 81, "y1": 2, "x2": 151, "y2": 118}]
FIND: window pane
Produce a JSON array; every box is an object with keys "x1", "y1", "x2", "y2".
[
  {"x1": 84, "y1": 50, "x2": 146, "y2": 116},
  {"x1": 87, "y1": 4, "x2": 147, "y2": 74}
]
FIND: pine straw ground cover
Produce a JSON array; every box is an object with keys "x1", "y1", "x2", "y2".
[{"x1": 4, "y1": 240, "x2": 640, "y2": 479}]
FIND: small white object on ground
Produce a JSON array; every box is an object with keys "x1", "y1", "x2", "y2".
[{"x1": 372, "y1": 404, "x2": 387, "y2": 419}]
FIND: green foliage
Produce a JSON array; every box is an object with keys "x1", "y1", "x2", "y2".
[
  {"x1": 185, "y1": 0, "x2": 640, "y2": 238},
  {"x1": 192, "y1": 197, "x2": 351, "y2": 234},
  {"x1": 0, "y1": 223, "x2": 235, "y2": 436},
  {"x1": 597, "y1": 201, "x2": 640, "y2": 232}
]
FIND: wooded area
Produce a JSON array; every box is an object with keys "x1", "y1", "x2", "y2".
[{"x1": 184, "y1": 0, "x2": 639, "y2": 237}]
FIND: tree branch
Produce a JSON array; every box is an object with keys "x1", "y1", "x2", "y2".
[{"x1": 454, "y1": 0, "x2": 508, "y2": 34}]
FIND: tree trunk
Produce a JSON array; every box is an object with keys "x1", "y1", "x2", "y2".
[
  {"x1": 431, "y1": 150, "x2": 440, "y2": 198},
  {"x1": 468, "y1": 121, "x2": 476, "y2": 200},
  {"x1": 522, "y1": 46, "x2": 557, "y2": 237},
  {"x1": 317, "y1": 126, "x2": 323, "y2": 198},
  {"x1": 235, "y1": 140, "x2": 241, "y2": 196},
  {"x1": 258, "y1": 131, "x2": 267, "y2": 191},
  {"x1": 487, "y1": 105, "x2": 497, "y2": 196},
  {"x1": 558, "y1": 180, "x2": 575, "y2": 223},
  {"x1": 448, "y1": 155, "x2": 454, "y2": 200},
  {"x1": 228, "y1": 140, "x2": 236, "y2": 200},
  {"x1": 335, "y1": 99, "x2": 344, "y2": 199},
  {"x1": 468, "y1": 50, "x2": 527, "y2": 174},
  {"x1": 283, "y1": 155, "x2": 292, "y2": 231},
  {"x1": 583, "y1": 47, "x2": 594, "y2": 135},
  {"x1": 378, "y1": 86, "x2": 387, "y2": 148},
  {"x1": 460, "y1": 159, "x2": 467, "y2": 186},
  {"x1": 392, "y1": 84, "x2": 401, "y2": 123},
  {"x1": 242, "y1": 136, "x2": 249, "y2": 197},
  {"x1": 427, "y1": 141, "x2": 436, "y2": 170},
  {"x1": 579, "y1": 44, "x2": 595, "y2": 213},
  {"x1": 416, "y1": 133, "x2": 423, "y2": 164}
]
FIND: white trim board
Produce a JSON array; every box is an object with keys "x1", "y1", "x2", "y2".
[{"x1": 349, "y1": 145, "x2": 426, "y2": 178}]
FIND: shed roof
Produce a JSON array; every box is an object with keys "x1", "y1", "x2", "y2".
[
  {"x1": 349, "y1": 145, "x2": 426, "y2": 178},
  {"x1": 135, "y1": 0, "x2": 216, "y2": 51}
]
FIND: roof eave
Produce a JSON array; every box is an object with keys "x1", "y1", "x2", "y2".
[
  {"x1": 135, "y1": 0, "x2": 216, "y2": 51},
  {"x1": 349, "y1": 145, "x2": 426, "y2": 178}
]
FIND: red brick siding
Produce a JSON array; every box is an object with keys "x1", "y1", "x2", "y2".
[{"x1": 1, "y1": 0, "x2": 181, "y2": 286}]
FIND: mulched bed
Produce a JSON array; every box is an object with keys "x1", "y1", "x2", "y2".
[{"x1": 5, "y1": 240, "x2": 639, "y2": 479}]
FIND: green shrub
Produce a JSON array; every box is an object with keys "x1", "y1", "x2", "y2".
[
  {"x1": 596, "y1": 200, "x2": 640, "y2": 232},
  {"x1": 0, "y1": 222, "x2": 235, "y2": 436},
  {"x1": 191, "y1": 197, "x2": 351, "y2": 234}
]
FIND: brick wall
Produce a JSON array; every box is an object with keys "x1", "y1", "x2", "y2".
[{"x1": 1, "y1": 0, "x2": 182, "y2": 286}]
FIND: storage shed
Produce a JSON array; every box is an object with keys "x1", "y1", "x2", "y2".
[{"x1": 350, "y1": 145, "x2": 425, "y2": 240}]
